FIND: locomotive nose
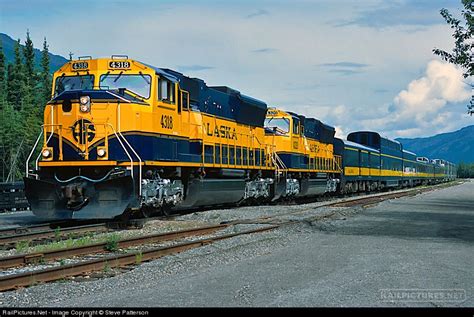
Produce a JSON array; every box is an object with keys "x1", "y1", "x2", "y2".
[{"x1": 24, "y1": 175, "x2": 135, "y2": 220}]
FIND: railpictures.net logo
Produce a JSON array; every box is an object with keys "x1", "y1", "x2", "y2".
[{"x1": 380, "y1": 289, "x2": 466, "y2": 302}]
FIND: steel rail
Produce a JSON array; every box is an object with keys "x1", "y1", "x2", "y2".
[
  {"x1": 0, "y1": 224, "x2": 57, "y2": 237},
  {"x1": 0, "y1": 223, "x2": 110, "y2": 247},
  {"x1": 0, "y1": 225, "x2": 277, "y2": 292},
  {"x1": 231, "y1": 182, "x2": 458, "y2": 226},
  {"x1": 0, "y1": 224, "x2": 228, "y2": 269}
]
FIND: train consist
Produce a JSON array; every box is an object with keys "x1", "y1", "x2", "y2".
[{"x1": 23, "y1": 57, "x2": 456, "y2": 220}]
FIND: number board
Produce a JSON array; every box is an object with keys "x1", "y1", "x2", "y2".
[
  {"x1": 108, "y1": 61, "x2": 131, "y2": 70},
  {"x1": 71, "y1": 62, "x2": 89, "y2": 70}
]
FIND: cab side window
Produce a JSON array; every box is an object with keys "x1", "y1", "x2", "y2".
[
  {"x1": 181, "y1": 91, "x2": 189, "y2": 110},
  {"x1": 293, "y1": 120, "x2": 299, "y2": 134},
  {"x1": 158, "y1": 78, "x2": 175, "y2": 104}
]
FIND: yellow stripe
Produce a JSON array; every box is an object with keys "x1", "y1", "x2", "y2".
[
  {"x1": 287, "y1": 168, "x2": 340, "y2": 173},
  {"x1": 141, "y1": 161, "x2": 274, "y2": 170},
  {"x1": 380, "y1": 169, "x2": 403, "y2": 177},
  {"x1": 381, "y1": 153, "x2": 402, "y2": 160},
  {"x1": 345, "y1": 147, "x2": 358, "y2": 152},
  {"x1": 344, "y1": 166, "x2": 359, "y2": 176},
  {"x1": 370, "y1": 168, "x2": 380, "y2": 176},
  {"x1": 39, "y1": 161, "x2": 118, "y2": 166}
]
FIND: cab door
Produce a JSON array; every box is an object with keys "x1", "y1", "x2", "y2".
[
  {"x1": 156, "y1": 76, "x2": 179, "y2": 160},
  {"x1": 291, "y1": 117, "x2": 300, "y2": 151}
]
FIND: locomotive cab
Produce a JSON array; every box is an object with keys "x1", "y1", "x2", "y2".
[{"x1": 24, "y1": 56, "x2": 188, "y2": 219}]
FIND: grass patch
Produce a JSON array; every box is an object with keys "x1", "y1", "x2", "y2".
[
  {"x1": 104, "y1": 234, "x2": 120, "y2": 252},
  {"x1": 135, "y1": 251, "x2": 143, "y2": 264},
  {"x1": 19, "y1": 232, "x2": 127, "y2": 255},
  {"x1": 15, "y1": 240, "x2": 30, "y2": 252},
  {"x1": 54, "y1": 227, "x2": 61, "y2": 242}
]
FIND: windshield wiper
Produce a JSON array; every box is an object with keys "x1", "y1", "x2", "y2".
[
  {"x1": 100, "y1": 71, "x2": 110, "y2": 83},
  {"x1": 113, "y1": 71, "x2": 124, "y2": 83},
  {"x1": 139, "y1": 71, "x2": 150, "y2": 84}
]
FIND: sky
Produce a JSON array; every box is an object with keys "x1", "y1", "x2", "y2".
[{"x1": 1, "y1": 0, "x2": 472, "y2": 139}]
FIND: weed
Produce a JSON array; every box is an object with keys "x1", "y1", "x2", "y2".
[
  {"x1": 15, "y1": 240, "x2": 29, "y2": 252},
  {"x1": 59, "y1": 259, "x2": 66, "y2": 266},
  {"x1": 104, "y1": 234, "x2": 120, "y2": 252},
  {"x1": 54, "y1": 227, "x2": 61, "y2": 242},
  {"x1": 135, "y1": 251, "x2": 143, "y2": 264},
  {"x1": 103, "y1": 261, "x2": 110, "y2": 273}
]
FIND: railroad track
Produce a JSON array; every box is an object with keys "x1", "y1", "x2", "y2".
[
  {"x1": 0, "y1": 180, "x2": 461, "y2": 292},
  {"x1": 0, "y1": 223, "x2": 111, "y2": 249},
  {"x1": 0, "y1": 224, "x2": 276, "y2": 292},
  {"x1": 231, "y1": 181, "x2": 462, "y2": 226}
]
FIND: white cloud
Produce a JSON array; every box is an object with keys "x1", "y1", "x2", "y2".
[
  {"x1": 388, "y1": 60, "x2": 472, "y2": 136},
  {"x1": 2, "y1": 1, "x2": 470, "y2": 140}
]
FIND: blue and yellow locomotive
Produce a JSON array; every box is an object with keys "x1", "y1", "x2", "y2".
[{"x1": 23, "y1": 56, "x2": 456, "y2": 220}]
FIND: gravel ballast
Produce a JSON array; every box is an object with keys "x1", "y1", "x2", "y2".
[{"x1": 0, "y1": 180, "x2": 471, "y2": 307}]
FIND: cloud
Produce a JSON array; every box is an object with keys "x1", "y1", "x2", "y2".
[
  {"x1": 251, "y1": 48, "x2": 278, "y2": 54},
  {"x1": 294, "y1": 61, "x2": 472, "y2": 140},
  {"x1": 245, "y1": 9, "x2": 269, "y2": 19},
  {"x1": 319, "y1": 62, "x2": 369, "y2": 68},
  {"x1": 393, "y1": 60, "x2": 471, "y2": 115},
  {"x1": 319, "y1": 61, "x2": 369, "y2": 76},
  {"x1": 369, "y1": 60, "x2": 472, "y2": 137},
  {"x1": 334, "y1": 0, "x2": 456, "y2": 29},
  {"x1": 176, "y1": 65, "x2": 214, "y2": 72}
]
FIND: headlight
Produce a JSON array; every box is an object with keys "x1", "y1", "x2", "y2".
[
  {"x1": 97, "y1": 148, "x2": 106, "y2": 157},
  {"x1": 79, "y1": 95, "x2": 90, "y2": 113},
  {"x1": 42, "y1": 149, "x2": 51, "y2": 158}
]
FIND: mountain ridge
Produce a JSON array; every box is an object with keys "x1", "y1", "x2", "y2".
[
  {"x1": 1, "y1": 33, "x2": 68, "y2": 73},
  {"x1": 396, "y1": 125, "x2": 474, "y2": 163}
]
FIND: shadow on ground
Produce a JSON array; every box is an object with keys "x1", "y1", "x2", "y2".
[{"x1": 315, "y1": 197, "x2": 474, "y2": 243}]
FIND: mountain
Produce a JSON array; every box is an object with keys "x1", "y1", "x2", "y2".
[
  {"x1": 396, "y1": 125, "x2": 474, "y2": 164},
  {"x1": 1, "y1": 33, "x2": 68, "y2": 73}
]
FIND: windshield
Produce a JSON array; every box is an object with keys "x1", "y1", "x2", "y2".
[
  {"x1": 264, "y1": 117, "x2": 290, "y2": 134},
  {"x1": 55, "y1": 75, "x2": 94, "y2": 95},
  {"x1": 99, "y1": 74, "x2": 151, "y2": 99}
]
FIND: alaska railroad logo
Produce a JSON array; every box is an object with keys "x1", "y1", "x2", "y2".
[
  {"x1": 72, "y1": 119, "x2": 95, "y2": 144},
  {"x1": 205, "y1": 123, "x2": 237, "y2": 140}
]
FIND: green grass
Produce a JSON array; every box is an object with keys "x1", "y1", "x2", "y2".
[
  {"x1": 15, "y1": 240, "x2": 30, "y2": 252},
  {"x1": 18, "y1": 231, "x2": 125, "y2": 254},
  {"x1": 135, "y1": 251, "x2": 143, "y2": 264},
  {"x1": 104, "y1": 234, "x2": 120, "y2": 252}
]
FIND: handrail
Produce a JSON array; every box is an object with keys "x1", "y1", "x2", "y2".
[
  {"x1": 26, "y1": 130, "x2": 43, "y2": 179},
  {"x1": 117, "y1": 103, "x2": 142, "y2": 197},
  {"x1": 106, "y1": 123, "x2": 135, "y2": 182}
]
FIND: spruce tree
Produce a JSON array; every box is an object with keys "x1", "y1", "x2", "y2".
[
  {"x1": 40, "y1": 37, "x2": 51, "y2": 106},
  {"x1": 23, "y1": 31, "x2": 35, "y2": 82},
  {"x1": 7, "y1": 39, "x2": 24, "y2": 110},
  {"x1": 22, "y1": 31, "x2": 36, "y2": 114},
  {"x1": 0, "y1": 38, "x2": 5, "y2": 104}
]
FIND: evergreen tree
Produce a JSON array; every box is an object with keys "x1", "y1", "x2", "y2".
[
  {"x1": 22, "y1": 31, "x2": 37, "y2": 124},
  {"x1": 7, "y1": 39, "x2": 25, "y2": 110},
  {"x1": 40, "y1": 37, "x2": 51, "y2": 106},
  {"x1": 23, "y1": 30, "x2": 35, "y2": 82},
  {"x1": 0, "y1": 38, "x2": 5, "y2": 104},
  {"x1": 6, "y1": 63, "x2": 14, "y2": 106}
]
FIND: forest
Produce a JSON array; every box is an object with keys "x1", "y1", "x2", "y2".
[{"x1": 0, "y1": 31, "x2": 51, "y2": 182}]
